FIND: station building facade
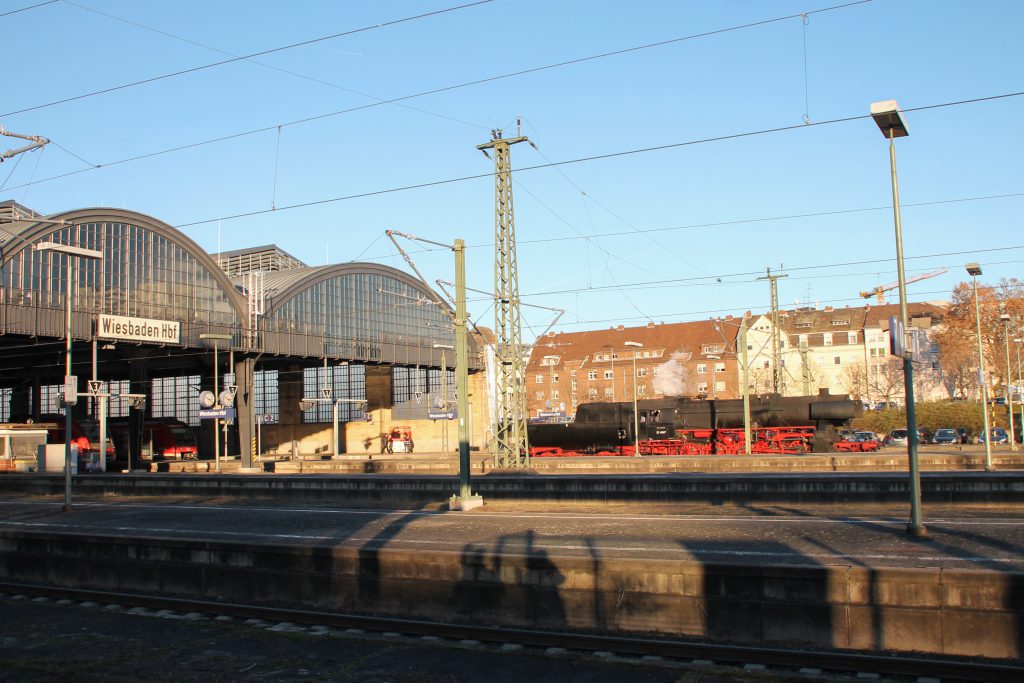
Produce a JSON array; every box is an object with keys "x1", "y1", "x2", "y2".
[{"x1": 0, "y1": 202, "x2": 490, "y2": 464}]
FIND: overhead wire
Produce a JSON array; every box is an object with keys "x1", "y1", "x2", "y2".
[
  {"x1": 158, "y1": 91, "x2": 1023, "y2": 229},
  {"x1": 0, "y1": 0, "x2": 56, "y2": 17},
  {"x1": 3, "y1": 0, "x2": 877, "y2": 192},
  {"x1": 59, "y1": 0, "x2": 489, "y2": 131},
  {"x1": 0, "y1": 0, "x2": 495, "y2": 118}
]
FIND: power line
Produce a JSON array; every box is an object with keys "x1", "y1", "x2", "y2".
[
  {"x1": 60, "y1": 0, "x2": 489, "y2": 131},
  {"x1": 166, "y1": 91, "x2": 1023, "y2": 229},
  {"x1": 3, "y1": 0, "x2": 875, "y2": 191},
  {"x1": 517, "y1": 243, "x2": 1024, "y2": 299},
  {"x1": 0, "y1": 0, "x2": 56, "y2": 17},
  {"x1": 0, "y1": 0, "x2": 495, "y2": 118}
]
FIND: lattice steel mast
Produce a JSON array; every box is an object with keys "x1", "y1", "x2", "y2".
[
  {"x1": 758, "y1": 266, "x2": 788, "y2": 394},
  {"x1": 477, "y1": 126, "x2": 530, "y2": 468}
]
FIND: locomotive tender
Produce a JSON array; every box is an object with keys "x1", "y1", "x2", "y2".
[{"x1": 528, "y1": 391, "x2": 864, "y2": 456}]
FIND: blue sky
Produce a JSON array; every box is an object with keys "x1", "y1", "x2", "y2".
[{"x1": 2, "y1": 0, "x2": 1021, "y2": 338}]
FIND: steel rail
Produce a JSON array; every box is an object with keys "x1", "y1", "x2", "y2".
[{"x1": 0, "y1": 581, "x2": 1020, "y2": 682}]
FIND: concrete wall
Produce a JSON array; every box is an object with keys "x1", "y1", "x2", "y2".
[{"x1": 0, "y1": 530, "x2": 1019, "y2": 659}]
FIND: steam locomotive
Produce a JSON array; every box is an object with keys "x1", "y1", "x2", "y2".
[{"x1": 528, "y1": 392, "x2": 867, "y2": 456}]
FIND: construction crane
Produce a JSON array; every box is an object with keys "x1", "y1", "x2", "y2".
[
  {"x1": 1, "y1": 126, "x2": 49, "y2": 162},
  {"x1": 860, "y1": 268, "x2": 948, "y2": 303}
]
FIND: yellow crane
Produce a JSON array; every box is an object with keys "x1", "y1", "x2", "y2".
[{"x1": 860, "y1": 268, "x2": 948, "y2": 304}]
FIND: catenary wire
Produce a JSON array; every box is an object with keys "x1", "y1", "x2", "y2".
[
  {"x1": 2, "y1": 0, "x2": 875, "y2": 192},
  {"x1": 0, "y1": 0, "x2": 495, "y2": 118},
  {"x1": 162, "y1": 91, "x2": 1023, "y2": 229},
  {"x1": 0, "y1": 0, "x2": 56, "y2": 17},
  {"x1": 59, "y1": 0, "x2": 489, "y2": 131}
]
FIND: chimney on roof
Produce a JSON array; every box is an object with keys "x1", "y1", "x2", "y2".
[
  {"x1": 546, "y1": 331, "x2": 555, "y2": 337},
  {"x1": 824, "y1": 306, "x2": 834, "y2": 312},
  {"x1": 646, "y1": 322, "x2": 655, "y2": 328},
  {"x1": 744, "y1": 310, "x2": 752, "y2": 318},
  {"x1": 726, "y1": 315, "x2": 733, "y2": 320},
  {"x1": 617, "y1": 325, "x2": 624, "y2": 331}
]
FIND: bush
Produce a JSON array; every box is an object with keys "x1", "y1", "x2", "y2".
[{"x1": 852, "y1": 400, "x2": 1011, "y2": 439}]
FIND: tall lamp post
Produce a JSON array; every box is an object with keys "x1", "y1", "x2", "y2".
[
  {"x1": 870, "y1": 100, "x2": 925, "y2": 538},
  {"x1": 966, "y1": 263, "x2": 994, "y2": 470},
  {"x1": 199, "y1": 333, "x2": 232, "y2": 473},
  {"x1": 36, "y1": 240, "x2": 103, "y2": 513},
  {"x1": 1015, "y1": 338, "x2": 1023, "y2": 448},
  {"x1": 624, "y1": 341, "x2": 642, "y2": 457},
  {"x1": 1000, "y1": 310, "x2": 1017, "y2": 451}
]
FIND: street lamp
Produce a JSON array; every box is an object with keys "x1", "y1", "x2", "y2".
[
  {"x1": 35, "y1": 240, "x2": 103, "y2": 513},
  {"x1": 965, "y1": 263, "x2": 994, "y2": 470},
  {"x1": 870, "y1": 99, "x2": 925, "y2": 537},
  {"x1": 199, "y1": 333, "x2": 232, "y2": 473},
  {"x1": 1015, "y1": 338, "x2": 1023, "y2": 449},
  {"x1": 624, "y1": 341, "x2": 642, "y2": 457},
  {"x1": 1001, "y1": 309, "x2": 1017, "y2": 451}
]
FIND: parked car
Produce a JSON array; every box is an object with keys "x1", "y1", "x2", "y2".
[
  {"x1": 884, "y1": 428, "x2": 926, "y2": 447},
  {"x1": 978, "y1": 427, "x2": 1009, "y2": 444},
  {"x1": 854, "y1": 431, "x2": 880, "y2": 443},
  {"x1": 931, "y1": 428, "x2": 960, "y2": 445}
]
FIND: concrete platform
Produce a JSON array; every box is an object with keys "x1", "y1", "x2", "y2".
[{"x1": 0, "y1": 496, "x2": 1022, "y2": 661}]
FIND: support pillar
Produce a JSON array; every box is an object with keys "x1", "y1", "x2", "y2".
[
  {"x1": 234, "y1": 356, "x2": 256, "y2": 468},
  {"x1": 128, "y1": 358, "x2": 148, "y2": 471}
]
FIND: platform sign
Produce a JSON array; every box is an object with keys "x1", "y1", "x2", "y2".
[
  {"x1": 428, "y1": 408, "x2": 457, "y2": 420},
  {"x1": 538, "y1": 411, "x2": 565, "y2": 418},
  {"x1": 98, "y1": 314, "x2": 180, "y2": 344},
  {"x1": 199, "y1": 407, "x2": 236, "y2": 420}
]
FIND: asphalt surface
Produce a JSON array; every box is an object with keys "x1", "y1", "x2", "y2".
[{"x1": 1, "y1": 495, "x2": 1023, "y2": 571}]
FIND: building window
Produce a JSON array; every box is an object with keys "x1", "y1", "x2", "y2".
[
  {"x1": 603, "y1": 370, "x2": 613, "y2": 380},
  {"x1": 540, "y1": 355, "x2": 559, "y2": 366},
  {"x1": 587, "y1": 371, "x2": 597, "y2": 380},
  {"x1": 637, "y1": 385, "x2": 646, "y2": 396},
  {"x1": 834, "y1": 356, "x2": 841, "y2": 365},
  {"x1": 696, "y1": 382, "x2": 708, "y2": 393},
  {"x1": 798, "y1": 335, "x2": 808, "y2": 348},
  {"x1": 551, "y1": 389, "x2": 560, "y2": 400},
  {"x1": 714, "y1": 362, "x2": 726, "y2": 373},
  {"x1": 603, "y1": 387, "x2": 614, "y2": 397},
  {"x1": 652, "y1": 367, "x2": 660, "y2": 376},
  {"x1": 831, "y1": 319, "x2": 850, "y2": 326},
  {"x1": 696, "y1": 364, "x2": 707, "y2": 374},
  {"x1": 535, "y1": 391, "x2": 545, "y2": 401},
  {"x1": 848, "y1": 332, "x2": 857, "y2": 344},
  {"x1": 763, "y1": 361, "x2": 770, "y2": 369},
  {"x1": 304, "y1": 365, "x2": 367, "y2": 423},
  {"x1": 715, "y1": 381, "x2": 726, "y2": 393},
  {"x1": 570, "y1": 369, "x2": 577, "y2": 377},
  {"x1": 535, "y1": 375, "x2": 544, "y2": 384},
  {"x1": 702, "y1": 344, "x2": 724, "y2": 354},
  {"x1": 637, "y1": 367, "x2": 648, "y2": 377},
  {"x1": 823, "y1": 333, "x2": 833, "y2": 346},
  {"x1": 588, "y1": 388, "x2": 598, "y2": 399}
]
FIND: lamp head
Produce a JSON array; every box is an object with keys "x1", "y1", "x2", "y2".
[
  {"x1": 870, "y1": 100, "x2": 909, "y2": 139},
  {"x1": 965, "y1": 262, "x2": 982, "y2": 277}
]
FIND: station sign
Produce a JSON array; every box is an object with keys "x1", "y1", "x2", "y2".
[
  {"x1": 199, "y1": 407, "x2": 236, "y2": 420},
  {"x1": 537, "y1": 410, "x2": 565, "y2": 418},
  {"x1": 98, "y1": 314, "x2": 181, "y2": 345},
  {"x1": 428, "y1": 408, "x2": 457, "y2": 420}
]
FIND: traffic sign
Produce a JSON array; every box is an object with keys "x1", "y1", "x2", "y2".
[
  {"x1": 321, "y1": 388, "x2": 332, "y2": 399},
  {"x1": 87, "y1": 380, "x2": 104, "y2": 395}
]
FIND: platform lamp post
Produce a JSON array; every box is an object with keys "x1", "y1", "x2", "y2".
[
  {"x1": 199, "y1": 333, "x2": 232, "y2": 473},
  {"x1": 1015, "y1": 338, "x2": 1023, "y2": 448},
  {"x1": 966, "y1": 263, "x2": 994, "y2": 471},
  {"x1": 624, "y1": 341, "x2": 642, "y2": 456},
  {"x1": 36, "y1": 240, "x2": 103, "y2": 513},
  {"x1": 870, "y1": 99, "x2": 925, "y2": 538},
  {"x1": 1000, "y1": 309, "x2": 1017, "y2": 451}
]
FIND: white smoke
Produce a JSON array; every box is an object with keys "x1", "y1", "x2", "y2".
[{"x1": 652, "y1": 352, "x2": 691, "y2": 396}]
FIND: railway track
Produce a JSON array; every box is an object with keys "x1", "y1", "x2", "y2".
[{"x1": 1, "y1": 581, "x2": 1020, "y2": 682}]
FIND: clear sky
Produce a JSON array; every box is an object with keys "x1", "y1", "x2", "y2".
[{"x1": 2, "y1": 0, "x2": 1021, "y2": 338}]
